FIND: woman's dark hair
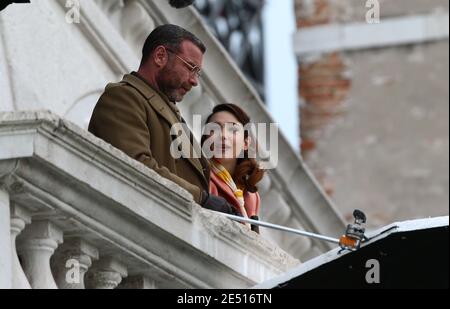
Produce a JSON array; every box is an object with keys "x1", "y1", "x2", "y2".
[
  {"x1": 140, "y1": 24, "x2": 206, "y2": 67},
  {"x1": 202, "y1": 104, "x2": 265, "y2": 193}
]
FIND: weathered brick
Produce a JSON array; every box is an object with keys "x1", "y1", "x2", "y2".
[{"x1": 295, "y1": 0, "x2": 331, "y2": 29}]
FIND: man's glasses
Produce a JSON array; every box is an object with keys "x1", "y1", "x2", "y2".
[{"x1": 166, "y1": 48, "x2": 202, "y2": 78}]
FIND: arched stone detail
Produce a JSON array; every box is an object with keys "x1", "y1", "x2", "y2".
[{"x1": 64, "y1": 90, "x2": 104, "y2": 130}]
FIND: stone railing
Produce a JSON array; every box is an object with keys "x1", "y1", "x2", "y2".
[
  {"x1": 0, "y1": 111, "x2": 299, "y2": 289},
  {"x1": 1, "y1": 0, "x2": 345, "y2": 261}
]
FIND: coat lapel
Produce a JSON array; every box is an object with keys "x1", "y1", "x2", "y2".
[{"x1": 122, "y1": 73, "x2": 177, "y2": 126}]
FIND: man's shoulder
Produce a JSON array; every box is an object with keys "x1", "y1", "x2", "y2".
[
  {"x1": 97, "y1": 81, "x2": 140, "y2": 107},
  {"x1": 100, "y1": 74, "x2": 155, "y2": 99},
  {"x1": 95, "y1": 74, "x2": 168, "y2": 118},
  {"x1": 122, "y1": 73, "x2": 159, "y2": 100},
  {"x1": 102, "y1": 77, "x2": 136, "y2": 96}
]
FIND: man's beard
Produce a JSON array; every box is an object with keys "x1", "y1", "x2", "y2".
[{"x1": 157, "y1": 67, "x2": 189, "y2": 103}]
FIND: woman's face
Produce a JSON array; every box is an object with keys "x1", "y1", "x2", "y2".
[{"x1": 205, "y1": 111, "x2": 249, "y2": 160}]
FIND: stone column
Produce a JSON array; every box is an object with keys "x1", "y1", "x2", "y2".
[
  {"x1": 52, "y1": 238, "x2": 99, "y2": 289},
  {"x1": 85, "y1": 258, "x2": 127, "y2": 289},
  {"x1": 17, "y1": 220, "x2": 63, "y2": 289},
  {"x1": 118, "y1": 275, "x2": 156, "y2": 289},
  {"x1": 0, "y1": 189, "x2": 12, "y2": 289},
  {"x1": 10, "y1": 203, "x2": 31, "y2": 289}
]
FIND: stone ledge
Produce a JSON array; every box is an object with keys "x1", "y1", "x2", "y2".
[{"x1": 0, "y1": 110, "x2": 300, "y2": 288}]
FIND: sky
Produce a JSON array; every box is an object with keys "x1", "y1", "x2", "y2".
[{"x1": 263, "y1": 0, "x2": 299, "y2": 151}]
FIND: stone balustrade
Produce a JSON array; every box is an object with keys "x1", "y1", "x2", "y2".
[{"x1": 0, "y1": 111, "x2": 300, "y2": 289}]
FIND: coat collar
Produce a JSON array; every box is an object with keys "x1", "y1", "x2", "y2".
[{"x1": 123, "y1": 72, "x2": 180, "y2": 125}]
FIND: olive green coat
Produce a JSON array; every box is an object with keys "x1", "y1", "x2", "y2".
[{"x1": 89, "y1": 73, "x2": 210, "y2": 203}]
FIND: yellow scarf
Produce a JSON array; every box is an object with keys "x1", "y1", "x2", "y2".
[{"x1": 211, "y1": 160, "x2": 251, "y2": 229}]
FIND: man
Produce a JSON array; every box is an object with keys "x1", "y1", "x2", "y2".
[{"x1": 89, "y1": 24, "x2": 235, "y2": 214}]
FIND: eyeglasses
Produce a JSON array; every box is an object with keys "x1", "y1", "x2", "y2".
[{"x1": 166, "y1": 48, "x2": 202, "y2": 78}]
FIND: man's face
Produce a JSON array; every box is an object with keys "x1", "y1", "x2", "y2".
[{"x1": 156, "y1": 40, "x2": 203, "y2": 102}]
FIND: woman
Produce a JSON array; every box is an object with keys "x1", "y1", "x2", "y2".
[{"x1": 202, "y1": 104, "x2": 265, "y2": 233}]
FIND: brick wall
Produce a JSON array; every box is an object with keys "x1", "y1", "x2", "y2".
[
  {"x1": 295, "y1": 0, "x2": 351, "y2": 196},
  {"x1": 299, "y1": 53, "x2": 351, "y2": 155},
  {"x1": 295, "y1": 0, "x2": 331, "y2": 28}
]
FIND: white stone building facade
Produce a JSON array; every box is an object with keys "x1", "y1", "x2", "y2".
[{"x1": 0, "y1": 0, "x2": 344, "y2": 289}]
